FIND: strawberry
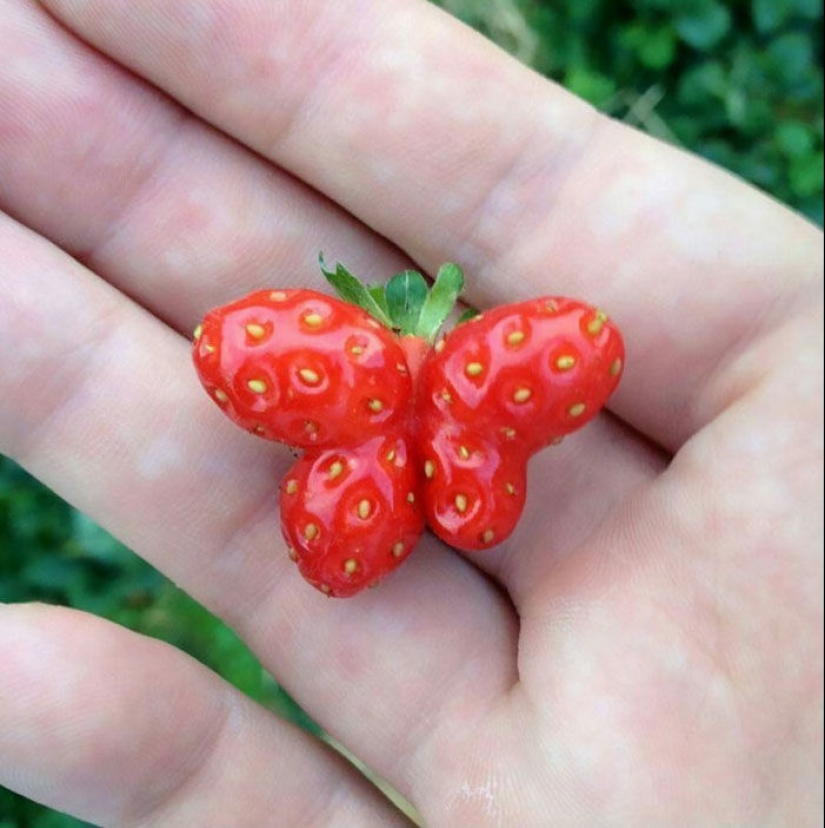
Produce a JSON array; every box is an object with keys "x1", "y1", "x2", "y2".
[
  {"x1": 279, "y1": 435, "x2": 422, "y2": 597},
  {"x1": 192, "y1": 282, "x2": 427, "y2": 596},
  {"x1": 192, "y1": 259, "x2": 624, "y2": 596},
  {"x1": 192, "y1": 289, "x2": 413, "y2": 447},
  {"x1": 417, "y1": 298, "x2": 624, "y2": 551}
]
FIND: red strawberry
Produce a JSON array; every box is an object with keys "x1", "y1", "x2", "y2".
[
  {"x1": 192, "y1": 260, "x2": 624, "y2": 596},
  {"x1": 192, "y1": 285, "x2": 426, "y2": 596},
  {"x1": 192, "y1": 289, "x2": 412, "y2": 447},
  {"x1": 279, "y1": 435, "x2": 422, "y2": 596},
  {"x1": 417, "y1": 298, "x2": 624, "y2": 550}
]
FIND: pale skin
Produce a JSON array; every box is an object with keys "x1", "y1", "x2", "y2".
[{"x1": 0, "y1": 0, "x2": 822, "y2": 825}]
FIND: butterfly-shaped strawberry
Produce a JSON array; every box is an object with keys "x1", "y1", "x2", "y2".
[{"x1": 192, "y1": 261, "x2": 624, "y2": 596}]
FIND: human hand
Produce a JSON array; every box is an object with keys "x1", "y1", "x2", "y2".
[{"x1": 1, "y1": 1, "x2": 822, "y2": 825}]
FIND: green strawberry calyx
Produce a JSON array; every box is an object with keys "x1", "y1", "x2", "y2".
[{"x1": 319, "y1": 254, "x2": 473, "y2": 344}]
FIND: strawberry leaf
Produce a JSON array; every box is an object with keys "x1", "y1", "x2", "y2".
[
  {"x1": 319, "y1": 255, "x2": 465, "y2": 343},
  {"x1": 368, "y1": 284, "x2": 392, "y2": 320},
  {"x1": 386, "y1": 270, "x2": 428, "y2": 335},
  {"x1": 416, "y1": 263, "x2": 465, "y2": 342},
  {"x1": 319, "y1": 254, "x2": 393, "y2": 328}
]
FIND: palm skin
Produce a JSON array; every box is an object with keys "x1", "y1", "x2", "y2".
[{"x1": 0, "y1": 1, "x2": 821, "y2": 826}]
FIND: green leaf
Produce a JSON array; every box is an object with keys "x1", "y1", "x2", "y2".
[
  {"x1": 317, "y1": 256, "x2": 466, "y2": 340},
  {"x1": 637, "y1": 0, "x2": 681, "y2": 10},
  {"x1": 775, "y1": 120, "x2": 815, "y2": 158},
  {"x1": 638, "y1": 25, "x2": 678, "y2": 70},
  {"x1": 264, "y1": 673, "x2": 323, "y2": 736},
  {"x1": 416, "y1": 263, "x2": 465, "y2": 342},
  {"x1": 765, "y1": 33, "x2": 814, "y2": 84},
  {"x1": 318, "y1": 254, "x2": 392, "y2": 328},
  {"x1": 32, "y1": 809, "x2": 94, "y2": 828},
  {"x1": 621, "y1": 22, "x2": 678, "y2": 70},
  {"x1": 793, "y1": 0, "x2": 823, "y2": 20},
  {"x1": 564, "y1": 66, "x2": 617, "y2": 106},
  {"x1": 800, "y1": 196, "x2": 824, "y2": 226},
  {"x1": 385, "y1": 270, "x2": 428, "y2": 335},
  {"x1": 367, "y1": 284, "x2": 391, "y2": 319},
  {"x1": 789, "y1": 151, "x2": 825, "y2": 198},
  {"x1": 677, "y1": 60, "x2": 728, "y2": 106},
  {"x1": 21, "y1": 556, "x2": 86, "y2": 596},
  {"x1": 675, "y1": 1, "x2": 732, "y2": 51},
  {"x1": 70, "y1": 510, "x2": 130, "y2": 563},
  {"x1": 753, "y1": 0, "x2": 794, "y2": 33}
]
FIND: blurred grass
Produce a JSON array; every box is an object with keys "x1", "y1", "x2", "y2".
[
  {"x1": 2, "y1": 0, "x2": 823, "y2": 824},
  {"x1": 441, "y1": 0, "x2": 823, "y2": 224}
]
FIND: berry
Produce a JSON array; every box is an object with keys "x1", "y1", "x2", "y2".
[
  {"x1": 279, "y1": 435, "x2": 422, "y2": 597},
  {"x1": 192, "y1": 260, "x2": 624, "y2": 595},
  {"x1": 193, "y1": 285, "x2": 424, "y2": 596},
  {"x1": 192, "y1": 289, "x2": 412, "y2": 447},
  {"x1": 417, "y1": 298, "x2": 624, "y2": 550}
]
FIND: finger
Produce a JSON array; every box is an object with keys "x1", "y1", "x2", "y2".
[
  {"x1": 0, "y1": 212, "x2": 517, "y2": 799},
  {"x1": 40, "y1": 0, "x2": 824, "y2": 451},
  {"x1": 0, "y1": 0, "x2": 409, "y2": 333},
  {"x1": 0, "y1": 603, "x2": 413, "y2": 826}
]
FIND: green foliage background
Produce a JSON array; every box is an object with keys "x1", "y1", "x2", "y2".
[
  {"x1": 1, "y1": 1, "x2": 822, "y2": 824},
  {"x1": 441, "y1": 0, "x2": 823, "y2": 225}
]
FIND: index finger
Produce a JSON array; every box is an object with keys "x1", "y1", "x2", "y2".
[{"x1": 41, "y1": 0, "x2": 823, "y2": 450}]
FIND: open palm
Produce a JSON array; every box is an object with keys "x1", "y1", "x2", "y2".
[{"x1": 1, "y1": 2, "x2": 822, "y2": 825}]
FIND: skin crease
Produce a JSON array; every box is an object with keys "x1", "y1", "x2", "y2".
[{"x1": 0, "y1": 0, "x2": 822, "y2": 826}]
